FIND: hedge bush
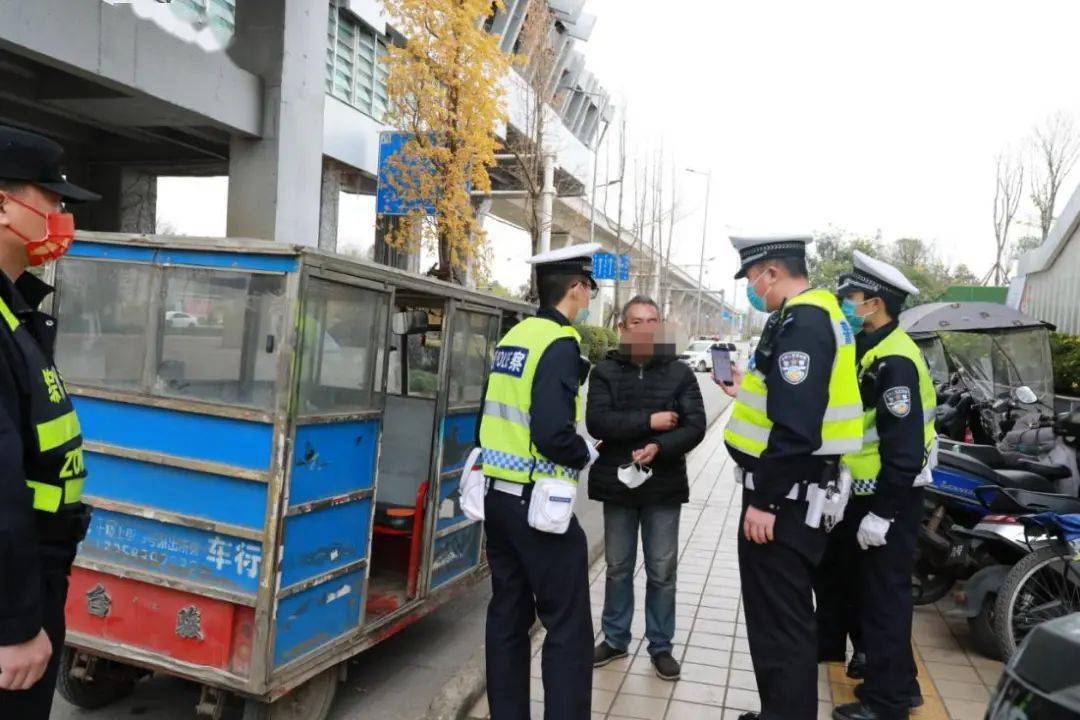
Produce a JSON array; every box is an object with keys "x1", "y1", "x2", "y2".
[
  {"x1": 576, "y1": 324, "x2": 620, "y2": 365},
  {"x1": 1050, "y1": 332, "x2": 1080, "y2": 396}
]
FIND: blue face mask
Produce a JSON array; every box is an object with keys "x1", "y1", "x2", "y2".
[
  {"x1": 841, "y1": 298, "x2": 874, "y2": 334},
  {"x1": 574, "y1": 307, "x2": 590, "y2": 324},
  {"x1": 746, "y1": 272, "x2": 772, "y2": 312}
]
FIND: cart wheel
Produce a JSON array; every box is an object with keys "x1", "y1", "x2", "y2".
[
  {"x1": 242, "y1": 668, "x2": 338, "y2": 720},
  {"x1": 55, "y1": 647, "x2": 136, "y2": 710}
]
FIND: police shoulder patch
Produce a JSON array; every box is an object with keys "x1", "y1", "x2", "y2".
[
  {"x1": 492, "y1": 346, "x2": 529, "y2": 377},
  {"x1": 883, "y1": 386, "x2": 912, "y2": 417},
  {"x1": 778, "y1": 351, "x2": 810, "y2": 385}
]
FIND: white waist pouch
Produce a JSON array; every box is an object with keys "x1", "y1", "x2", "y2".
[
  {"x1": 528, "y1": 477, "x2": 577, "y2": 534},
  {"x1": 460, "y1": 448, "x2": 487, "y2": 522}
]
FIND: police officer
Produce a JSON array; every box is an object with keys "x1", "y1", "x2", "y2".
[
  {"x1": 719, "y1": 235, "x2": 863, "y2": 720},
  {"x1": 0, "y1": 126, "x2": 97, "y2": 718},
  {"x1": 480, "y1": 243, "x2": 602, "y2": 720},
  {"x1": 831, "y1": 252, "x2": 935, "y2": 720}
]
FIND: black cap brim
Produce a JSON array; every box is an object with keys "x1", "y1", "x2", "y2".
[{"x1": 37, "y1": 179, "x2": 100, "y2": 204}]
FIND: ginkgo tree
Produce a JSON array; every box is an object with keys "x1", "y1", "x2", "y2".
[{"x1": 381, "y1": 0, "x2": 511, "y2": 284}]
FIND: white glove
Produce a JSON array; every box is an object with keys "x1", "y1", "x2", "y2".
[
  {"x1": 585, "y1": 441, "x2": 600, "y2": 469},
  {"x1": 857, "y1": 512, "x2": 892, "y2": 550}
]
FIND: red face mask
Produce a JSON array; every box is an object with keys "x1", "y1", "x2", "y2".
[{"x1": 1, "y1": 192, "x2": 76, "y2": 266}]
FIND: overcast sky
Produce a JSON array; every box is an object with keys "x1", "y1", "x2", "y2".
[
  {"x1": 578, "y1": 0, "x2": 1080, "y2": 302},
  {"x1": 160, "y1": 0, "x2": 1080, "y2": 305}
]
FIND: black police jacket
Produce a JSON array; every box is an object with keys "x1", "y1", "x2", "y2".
[
  {"x1": 586, "y1": 349, "x2": 706, "y2": 506},
  {"x1": 0, "y1": 270, "x2": 85, "y2": 646}
]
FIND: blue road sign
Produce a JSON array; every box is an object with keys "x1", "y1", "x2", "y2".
[
  {"x1": 377, "y1": 131, "x2": 435, "y2": 216},
  {"x1": 593, "y1": 252, "x2": 630, "y2": 281}
]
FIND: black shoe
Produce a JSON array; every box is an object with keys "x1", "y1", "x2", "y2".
[
  {"x1": 832, "y1": 702, "x2": 886, "y2": 720},
  {"x1": 846, "y1": 651, "x2": 867, "y2": 679},
  {"x1": 651, "y1": 651, "x2": 681, "y2": 681},
  {"x1": 737, "y1": 714, "x2": 760, "y2": 720},
  {"x1": 592, "y1": 641, "x2": 628, "y2": 668},
  {"x1": 854, "y1": 683, "x2": 924, "y2": 709}
]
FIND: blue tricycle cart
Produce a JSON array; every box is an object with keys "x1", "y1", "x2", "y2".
[{"x1": 45, "y1": 232, "x2": 529, "y2": 718}]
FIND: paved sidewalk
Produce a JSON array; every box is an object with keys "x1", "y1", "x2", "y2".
[{"x1": 467, "y1": 415, "x2": 1003, "y2": 720}]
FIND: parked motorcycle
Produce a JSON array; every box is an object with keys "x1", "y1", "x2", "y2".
[{"x1": 952, "y1": 487, "x2": 1080, "y2": 660}]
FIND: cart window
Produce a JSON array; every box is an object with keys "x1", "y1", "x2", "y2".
[
  {"x1": 155, "y1": 268, "x2": 287, "y2": 410},
  {"x1": 448, "y1": 311, "x2": 499, "y2": 405},
  {"x1": 55, "y1": 259, "x2": 154, "y2": 390},
  {"x1": 298, "y1": 278, "x2": 389, "y2": 414}
]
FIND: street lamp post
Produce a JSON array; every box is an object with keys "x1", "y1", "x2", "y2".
[{"x1": 685, "y1": 168, "x2": 712, "y2": 338}]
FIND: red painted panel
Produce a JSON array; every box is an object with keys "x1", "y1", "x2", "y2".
[{"x1": 66, "y1": 568, "x2": 237, "y2": 670}]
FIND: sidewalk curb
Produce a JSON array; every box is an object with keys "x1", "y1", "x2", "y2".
[{"x1": 424, "y1": 401, "x2": 729, "y2": 720}]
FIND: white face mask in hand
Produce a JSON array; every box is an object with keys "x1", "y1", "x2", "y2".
[{"x1": 617, "y1": 462, "x2": 653, "y2": 489}]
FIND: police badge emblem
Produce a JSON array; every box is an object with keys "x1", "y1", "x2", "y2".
[
  {"x1": 778, "y1": 351, "x2": 810, "y2": 384},
  {"x1": 884, "y1": 386, "x2": 912, "y2": 417}
]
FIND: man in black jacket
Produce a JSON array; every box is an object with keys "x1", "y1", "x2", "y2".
[{"x1": 587, "y1": 296, "x2": 707, "y2": 681}]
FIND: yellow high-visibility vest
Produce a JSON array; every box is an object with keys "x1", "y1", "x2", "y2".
[
  {"x1": 724, "y1": 288, "x2": 863, "y2": 457},
  {"x1": 843, "y1": 326, "x2": 937, "y2": 494},
  {"x1": 479, "y1": 317, "x2": 584, "y2": 484}
]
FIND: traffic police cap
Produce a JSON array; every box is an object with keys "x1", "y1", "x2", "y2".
[
  {"x1": 527, "y1": 242, "x2": 602, "y2": 288},
  {"x1": 730, "y1": 234, "x2": 813, "y2": 279},
  {"x1": 0, "y1": 125, "x2": 100, "y2": 203},
  {"x1": 837, "y1": 250, "x2": 919, "y2": 301}
]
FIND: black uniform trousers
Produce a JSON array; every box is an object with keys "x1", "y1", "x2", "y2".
[
  {"x1": 814, "y1": 516, "x2": 862, "y2": 662},
  {"x1": 0, "y1": 555, "x2": 71, "y2": 719},
  {"x1": 739, "y1": 489, "x2": 827, "y2": 720},
  {"x1": 484, "y1": 486, "x2": 593, "y2": 720},
  {"x1": 849, "y1": 490, "x2": 924, "y2": 720}
]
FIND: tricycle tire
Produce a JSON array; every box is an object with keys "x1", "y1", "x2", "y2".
[
  {"x1": 55, "y1": 647, "x2": 136, "y2": 710},
  {"x1": 966, "y1": 593, "x2": 1002, "y2": 661},
  {"x1": 242, "y1": 668, "x2": 338, "y2": 720}
]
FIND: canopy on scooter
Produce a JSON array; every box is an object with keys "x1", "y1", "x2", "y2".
[
  {"x1": 901, "y1": 302, "x2": 1057, "y2": 412},
  {"x1": 900, "y1": 301, "x2": 1054, "y2": 337}
]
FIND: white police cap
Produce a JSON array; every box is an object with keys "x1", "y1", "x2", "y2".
[
  {"x1": 729, "y1": 234, "x2": 813, "y2": 279},
  {"x1": 527, "y1": 242, "x2": 602, "y2": 278},
  {"x1": 838, "y1": 250, "x2": 920, "y2": 299}
]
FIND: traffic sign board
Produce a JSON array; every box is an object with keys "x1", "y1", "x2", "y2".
[{"x1": 592, "y1": 252, "x2": 630, "y2": 281}]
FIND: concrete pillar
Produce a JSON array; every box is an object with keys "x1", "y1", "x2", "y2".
[
  {"x1": 226, "y1": 0, "x2": 328, "y2": 244},
  {"x1": 76, "y1": 166, "x2": 157, "y2": 234},
  {"x1": 319, "y1": 158, "x2": 342, "y2": 252}
]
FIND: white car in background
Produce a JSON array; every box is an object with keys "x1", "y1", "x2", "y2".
[
  {"x1": 165, "y1": 311, "x2": 198, "y2": 328},
  {"x1": 680, "y1": 339, "x2": 741, "y2": 373}
]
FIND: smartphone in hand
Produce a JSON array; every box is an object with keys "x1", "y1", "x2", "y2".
[{"x1": 711, "y1": 344, "x2": 734, "y2": 385}]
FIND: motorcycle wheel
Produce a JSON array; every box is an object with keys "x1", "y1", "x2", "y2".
[
  {"x1": 993, "y1": 545, "x2": 1080, "y2": 660},
  {"x1": 912, "y1": 562, "x2": 953, "y2": 605},
  {"x1": 966, "y1": 593, "x2": 1002, "y2": 661}
]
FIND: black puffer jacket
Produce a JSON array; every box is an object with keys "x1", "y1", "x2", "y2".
[{"x1": 586, "y1": 350, "x2": 707, "y2": 506}]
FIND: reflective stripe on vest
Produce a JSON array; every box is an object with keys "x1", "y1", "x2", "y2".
[
  {"x1": 0, "y1": 295, "x2": 86, "y2": 513},
  {"x1": 479, "y1": 316, "x2": 584, "y2": 484},
  {"x1": 842, "y1": 326, "x2": 938, "y2": 492},
  {"x1": 723, "y1": 288, "x2": 863, "y2": 458}
]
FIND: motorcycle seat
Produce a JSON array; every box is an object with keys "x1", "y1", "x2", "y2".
[
  {"x1": 943, "y1": 442, "x2": 1071, "y2": 481},
  {"x1": 993, "y1": 487, "x2": 1080, "y2": 515},
  {"x1": 937, "y1": 450, "x2": 1057, "y2": 494}
]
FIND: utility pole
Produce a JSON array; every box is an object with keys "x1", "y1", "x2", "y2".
[
  {"x1": 686, "y1": 168, "x2": 712, "y2": 338},
  {"x1": 539, "y1": 152, "x2": 555, "y2": 254},
  {"x1": 612, "y1": 114, "x2": 627, "y2": 326}
]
